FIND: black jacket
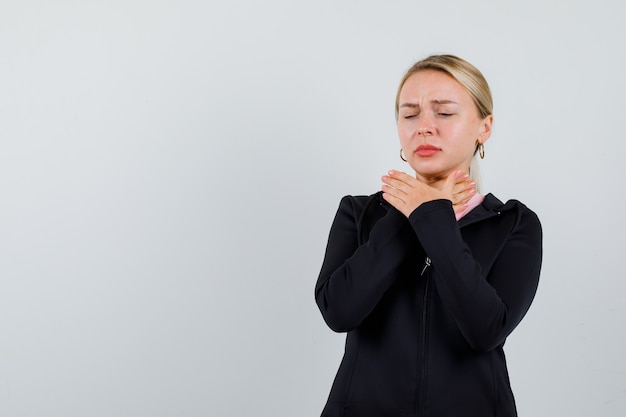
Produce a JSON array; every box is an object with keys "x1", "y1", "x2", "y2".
[{"x1": 315, "y1": 192, "x2": 542, "y2": 417}]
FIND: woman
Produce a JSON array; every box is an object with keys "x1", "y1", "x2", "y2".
[{"x1": 315, "y1": 54, "x2": 542, "y2": 417}]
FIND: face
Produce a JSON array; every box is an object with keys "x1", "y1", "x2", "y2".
[{"x1": 397, "y1": 70, "x2": 492, "y2": 184}]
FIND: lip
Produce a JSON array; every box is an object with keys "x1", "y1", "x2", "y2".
[{"x1": 415, "y1": 144, "x2": 441, "y2": 157}]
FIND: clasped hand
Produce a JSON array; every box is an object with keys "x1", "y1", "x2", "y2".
[{"x1": 381, "y1": 170, "x2": 476, "y2": 218}]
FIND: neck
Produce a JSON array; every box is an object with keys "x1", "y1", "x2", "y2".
[
  {"x1": 415, "y1": 167, "x2": 470, "y2": 189},
  {"x1": 415, "y1": 174, "x2": 447, "y2": 190}
]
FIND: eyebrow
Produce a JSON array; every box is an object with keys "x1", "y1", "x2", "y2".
[{"x1": 399, "y1": 99, "x2": 459, "y2": 108}]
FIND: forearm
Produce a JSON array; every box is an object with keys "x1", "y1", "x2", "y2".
[
  {"x1": 315, "y1": 198, "x2": 412, "y2": 332},
  {"x1": 409, "y1": 200, "x2": 542, "y2": 351}
]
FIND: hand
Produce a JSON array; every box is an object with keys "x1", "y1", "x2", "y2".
[
  {"x1": 381, "y1": 170, "x2": 476, "y2": 218},
  {"x1": 450, "y1": 173, "x2": 477, "y2": 214}
]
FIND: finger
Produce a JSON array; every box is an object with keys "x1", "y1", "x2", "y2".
[
  {"x1": 452, "y1": 185, "x2": 476, "y2": 208},
  {"x1": 381, "y1": 183, "x2": 406, "y2": 202},
  {"x1": 387, "y1": 170, "x2": 419, "y2": 186},
  {"x1": 452, "y1": 202, "x2": 468, "y2": 214},
  {"x1": 453, "y1": 189, "x2": 475, "y2": 206},
  {"x1": 442, "y1": 170, "x2": 461, "y2": 194},
  {"x1": 450, "y1": 170, "x2": 474, "y2": 193},
  {"x1": 452, "y1": 180, "x2": 476, "y2": 199},
  {"x1": 382, "y1": 190, "x2": 406, "y2": 212},
  {"x1": 381, "y1": 175, "x2": 411, "y2": 193},
  {"x1": 451, "y1": 170, "x2": 470, "y2": 184},
  {"x1": 452, "y1": 181, "x2": 470, "y2": 197}
]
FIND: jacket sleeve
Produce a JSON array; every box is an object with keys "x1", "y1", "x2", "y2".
[
  {"x1": 409, "y1": 199, "x2": 542, "y2": 352},
  {"x1": 315, "y1": 196, "x2": 413, "y2": 332}
]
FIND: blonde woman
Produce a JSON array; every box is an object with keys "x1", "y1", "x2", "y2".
[{"x1": 315, "y1": 54, "x2": 542, "y2": 417}]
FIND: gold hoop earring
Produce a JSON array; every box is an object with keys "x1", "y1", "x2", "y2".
[
  {"x1": 400, "y1": 148, "x2": 407, "y2": 162},
  {"x1": 476, "y1": 142, "x2": 485, "y2": 159}
]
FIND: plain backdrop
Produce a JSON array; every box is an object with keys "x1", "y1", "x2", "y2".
[{"x1": 1, "y1": 1, "x2": 625, "y2": 416}]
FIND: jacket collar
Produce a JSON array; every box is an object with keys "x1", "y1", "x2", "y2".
[
  {"x1": 374, "y1": 191, "x2": 517, "y2": 228},
  {"x1": 458, "y1": 193, "x2": 520, "y2": 227}
]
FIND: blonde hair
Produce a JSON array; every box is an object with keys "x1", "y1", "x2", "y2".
[
  {"x1": 395, "y1": 54, "x2": 493, "y2": 191},
  {"x1": 395, "y1": 54, "x2": 493, "y2": 119}
]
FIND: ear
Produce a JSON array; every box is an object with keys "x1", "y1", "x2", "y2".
[{"x1": 478, "y1": 114, "x2": 493, "y2": 144}]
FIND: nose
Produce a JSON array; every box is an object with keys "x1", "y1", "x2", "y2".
[
  {"x1": 417, "y1": 126, "x2": 432, "y2": 135},
  {"x1": 416, "y1": 115, "x2": 434, "y2": 136}
]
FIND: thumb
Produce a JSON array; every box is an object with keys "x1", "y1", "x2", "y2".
[{"x1": 442, "y1": 170, "x2": 462, "y2": 197}]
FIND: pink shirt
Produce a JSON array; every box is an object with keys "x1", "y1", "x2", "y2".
[{"x1": 455, "y1": 192, "x2": 485, "y2": 221}]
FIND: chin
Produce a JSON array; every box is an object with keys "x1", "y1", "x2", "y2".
[
  {"x1": 412, "y1": 166, "x2": 451, "y2": 183},
  {"x1": 412, "y1": 164, "x2": 443, "y2": 177}
]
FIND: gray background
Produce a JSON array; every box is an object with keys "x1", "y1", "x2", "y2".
[{"x1": 1, "y1": 1, "x2": 625, "y2": 416}]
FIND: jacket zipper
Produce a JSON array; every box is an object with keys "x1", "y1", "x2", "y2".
[
  {"x1": 416, "y1": 257, "x2": 431, "y2": 417},
  {"x1": 420, "y1": 257, "x2": 431, "y2": 276}
]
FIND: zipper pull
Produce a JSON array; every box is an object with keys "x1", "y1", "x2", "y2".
[{"x1": 420, "y1": 256, "x2": 431, "y2": 276}]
